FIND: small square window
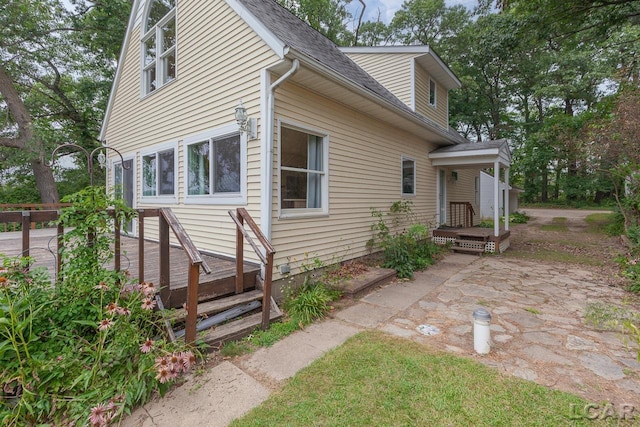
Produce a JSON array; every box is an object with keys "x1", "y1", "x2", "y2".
[{"x1": 402, "y1": 157, "x2": 416, "y2": 196}]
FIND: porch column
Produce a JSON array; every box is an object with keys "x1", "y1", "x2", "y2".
[
  {"x1": 493, "y1": 161, "x2": 500, "y2": 237},
  {"x1": 504, "y1": 167, "x2": 510, "y2": 231}
]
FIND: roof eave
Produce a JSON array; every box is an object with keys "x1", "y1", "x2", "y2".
[
  {"x1": 225, "y1": 0, "x2": 287, "y2": 58},
  {"x1": 284, "y1": 49, "x2": 460, "y2": 144}
]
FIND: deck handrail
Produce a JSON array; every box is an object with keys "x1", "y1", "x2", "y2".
[
  {"x1": 1, "y1": 205, "x2": 209, "y2": 344},
  {"x1": 135, "y1": 208, "x2": 211, "y2": 344},
  {"x1": 228, "y1": 208, "x2": 276, "y2": 330},
  {"x1": 0, "y1": 203, "x2": 71, "y2": 232},
  {"x1": 449, "y1": 201, "x2": 475, "y2": 228},
  {"x1": 0, "y1": 209, "x2": 65, "y2": 273}
]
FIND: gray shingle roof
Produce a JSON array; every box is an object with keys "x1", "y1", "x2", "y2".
[{"x1": 236, "y1": 0, "x2": 431, "y2": 120}]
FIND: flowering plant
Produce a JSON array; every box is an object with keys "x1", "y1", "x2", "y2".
[{"x1": 0, "y1": 189, "x2": 198, "y2": 426}]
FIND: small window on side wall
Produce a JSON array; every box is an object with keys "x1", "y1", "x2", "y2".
[
  {"x1": 402, "y1": 157, "x2": 416, "y2": 196},
  {"x1": 280, "y1": 125, "x2": 328, "y2": 215},
  {"x1": 141, "y1": 145, "x2": 176, "y2": 202},
  {"x1": 429, "y1": 79, "x2": 436, "y2": 107}
]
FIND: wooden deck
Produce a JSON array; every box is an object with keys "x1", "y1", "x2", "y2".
[
  {"x1": 0, "y1": 228, "x2": 261, "y2": 303},
  {"x1": 432, "y1": 226, "x2": 511, "y2": 253}
]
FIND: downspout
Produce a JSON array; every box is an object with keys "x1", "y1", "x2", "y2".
[{"x1": 262, "y1": 58, "x2": 299, "y2": 240}]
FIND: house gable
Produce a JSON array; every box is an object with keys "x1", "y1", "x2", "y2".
[{"x1": 341, "y1": 46, "x2": 461, "y2": 131}]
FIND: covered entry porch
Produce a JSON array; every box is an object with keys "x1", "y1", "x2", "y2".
[{"x1": 429, "y1": 140, "x2": 512, "y2": 253}]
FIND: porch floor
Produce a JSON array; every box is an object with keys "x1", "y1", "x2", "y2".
[{"x1": 0, "y1": 228, "x2": 260, "y2": 291}]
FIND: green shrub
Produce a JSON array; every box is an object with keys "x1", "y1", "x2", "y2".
[
  {"x1": 605, "y1": 211, "x2": 625, "y2": 236},
  {"x1": 284, "y1": 279, "x2": 340, "y2": 326},
  {"x1": 370, "y1": 202, "x2": 442, "y2": 279},
  {"x1": 509, "y1": 211, "x2": 529, "y2": 224},
  {"x1": 0, "y1": 188, "x2": 197, "y2": 426}
]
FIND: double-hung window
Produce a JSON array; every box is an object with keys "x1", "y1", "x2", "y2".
[
  {"x1": 280, "y1": 125, "x2": 328, "y2": 216},
  {"x1": 141, "y1": 144, "x2": 176, "y2": 203},
  {"x1": 402, "y1": 156, "x2": 416, "y2": 196},
  {"x1": 142, "y1": 0, "x2": 176, "y2": 95},
  {"x1": 184, "y1": 125, "x2": 246, "y2": 204}
]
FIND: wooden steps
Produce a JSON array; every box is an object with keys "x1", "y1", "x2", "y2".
[
  {"x1": 168, "y1": 289, "x2": 264, "y2": 322},
  {"x1": 452, "y1": 239, "x2": 487, "y2": 254},
  {"x1": 337, "y1": 267, "x2": 397, "y2": 299},
  {"x1": 201, "y1": 302, "x2": 282, "y2": 347},
  {"x1": 166, "y1": 280, "x2": 282, "y2": 349}
]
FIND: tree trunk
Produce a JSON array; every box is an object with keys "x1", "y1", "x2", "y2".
[
  {"x1": 31, "y1": 159, "x2": 60, "y2": 203},
  {"x1": 0, "y1": 61, "x2": 60, "y2": 203}
]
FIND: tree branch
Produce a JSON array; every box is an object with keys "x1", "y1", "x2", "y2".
[
  {"x1": 0, "y1": 136, "x2": 26, "y2": 149},
  {"x1": 0, "y1": 61, "x2": 32, "y2": 149}
]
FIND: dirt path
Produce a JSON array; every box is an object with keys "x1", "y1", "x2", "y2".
[{"x1": 508, "y1": 208, "x2": 627, "y2": 287}]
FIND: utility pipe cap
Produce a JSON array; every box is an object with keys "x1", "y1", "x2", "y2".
[{"x1": 473, "y1": 307, "x2": 491, "y2": 321}]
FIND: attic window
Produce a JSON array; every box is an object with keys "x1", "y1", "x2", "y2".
[
  {"x1": 429, "y1": 79, "x2": 436, "y2": 107},
  {"x1": 141, "y1": 0, "x2": 176, "y2": 95}
]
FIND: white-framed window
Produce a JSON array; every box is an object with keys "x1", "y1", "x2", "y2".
[
  {"x1": 140, "y1": 142, "x2": 177, "y2": 203},
  {"x1": 429, "y1": 79, "x2": 436, "y2": 107},
  {"x1": 183, "y1": 124, "x2": 247, "y2": 205},
  {"x1": 402, "y1": 156, "x2": 416, "y2": 196},
  {"x1": 141, "y1": 0, "x2": 176, "y2": 95},
  {"x1": 279, "y1": 123, "x2": 329, "y2": 217}
]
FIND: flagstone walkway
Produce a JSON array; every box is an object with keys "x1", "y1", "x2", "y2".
[{"x1": 124, "y1": 252, "x2": 640, "y2": 426}]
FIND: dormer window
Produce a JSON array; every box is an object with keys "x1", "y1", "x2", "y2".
[
  {"x1": 429, "y1": 79, "x2": 436, "y2": 107},
  {"x1": 142, "y1": 0, "x2": 176, "y2": 95}
]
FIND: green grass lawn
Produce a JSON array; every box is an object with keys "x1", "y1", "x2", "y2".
[{"x1": 232, "y1": 331, "x2": 614, "y2": 427}]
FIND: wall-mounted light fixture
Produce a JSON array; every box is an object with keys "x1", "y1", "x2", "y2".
[{"x1": 235, "y1": 99, "x2": 257, "y2": 139}]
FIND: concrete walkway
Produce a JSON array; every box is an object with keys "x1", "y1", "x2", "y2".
[{"x1": 123, "y1": 253, "x2": 640, "y2": 426}]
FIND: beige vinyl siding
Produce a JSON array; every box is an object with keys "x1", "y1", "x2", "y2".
[
  {"x1": 345, "y1": 53, "x2": 415, "y2": 107},
  {"x1": 103, "y1": 0, "x2": 279, "y2": 257},
  {"x1": 414, "y1": 64, "x2": 448, "y2": 128},
  {"x1": 445, "y1": 169, "x2": 479, "y2": 224},
  {"x1": 270, "y1": 81, "x2": 439, "y2": 277}
]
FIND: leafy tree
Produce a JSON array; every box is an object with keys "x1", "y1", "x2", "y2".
[
  {"x1": 389, "y1": 0, "x2": 470, "y2": 50},
  {"x1": 276, "y1": 0, "x2": 353, "y2": 45},
  {"x1": 0, "y1": 0, "x2": 130, "y2": 203}
]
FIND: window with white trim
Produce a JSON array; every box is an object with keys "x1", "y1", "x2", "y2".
[
  {"x1": 402, "y1": 157, "x2": 416, "y2": 196},
  {"x1": 429, "y1": 79, "x2": 436, "y2": 107},
  {"x1": 142, "y1": 0, "x2": 176, "y2": 95},
  {"x1": 280, "y1": 125, "x2": 328, "y2": 214},
  {"x1": 184, "y1": 125, "x2": 246, "y2": 204},
  {"x1": 141, "y1": 144, "x2": 176, "y2": 201}
]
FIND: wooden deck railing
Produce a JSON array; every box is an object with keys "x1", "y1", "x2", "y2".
[
  {"x1": 0, "y1": 205, "x2": 211, "y2": 345},
  {"x1": 0, "y1": 208, "x2": 65, "y2": 273},
  {"x1": 131, "y1": 208, "x2": 211, "y2": 344},
  {"x1": 449, "y1": 202, "x2": 475, "y2": 228},
  {"x1": 0, "y1": 203, "x2": 71, "y2": 232},
  {"x1": 228, "y1": 208, "x2": 276, "y2": 330}
]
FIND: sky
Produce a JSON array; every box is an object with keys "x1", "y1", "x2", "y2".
[{"x1": 347, "y1": 0, "x2": 480, "y2": 24}]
